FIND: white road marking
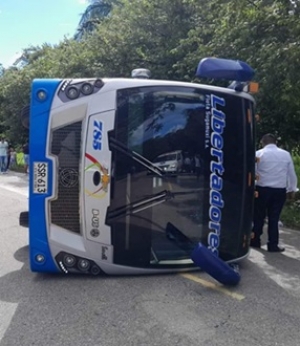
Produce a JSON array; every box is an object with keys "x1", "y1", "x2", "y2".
[
  {"x1": 281, "y1": 244, "x2": 300, "y2": 261},
  {"x1": 249, "y1": 249, "x2": 300, "y2": 295},
  {"x1": 0, "y1": 176, "x2": 28, "y2": 197},
  {"x1": 0, "y1": 239, "x2": 26, "y2": 344},
  {"x1": 0, "y1": 303, "x2": 18, "y2": 342},
  {"x1": 0, "y1": 184, "x2": 28, "y2": 197}
]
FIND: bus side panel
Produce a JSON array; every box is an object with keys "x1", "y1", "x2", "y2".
[
  {"x1": 29, "y1": 79, "x2": 62, "y2": 273},
  {"x1": 238, "y1": 99, "x2": 255, "y2": 256},
  {"x1": 203, "y1": 92, "x2": 254, "y2": 261}
]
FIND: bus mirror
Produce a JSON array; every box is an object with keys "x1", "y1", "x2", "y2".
[
  {"x1": 255, "y1": 114, "x2": 260, "y2": 122},
  {"x1": 196, "y1": 57, "x2": 255, "y2": 82}
]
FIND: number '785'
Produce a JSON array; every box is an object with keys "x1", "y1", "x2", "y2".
[{"x1": 93, "y1": 120, "x2": 103, "y2": 150}]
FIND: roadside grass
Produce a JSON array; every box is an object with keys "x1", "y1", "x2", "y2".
[
  {"x1": 281, "y1": 193, "x2": 300, "y2": 230},
  {"x1": 280, "y1": 155, "x2": 300, "y2": 230},
  {"x1": 9, "y1": 152, "x2": 26, "y2": 173},
  {"x1": 10, "y1": 164, "x2": 25, "y2": 173}
]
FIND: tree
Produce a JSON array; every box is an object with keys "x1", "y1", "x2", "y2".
[
  {"x1": 0, "y1": 64, "x2": 4, "y2": 77},
  {"x1": 74, "y1": 0, "x2": 117, "y2": 41},
  {"x1": 1, "y1": 0, "x2": 300, "y2": 150}
]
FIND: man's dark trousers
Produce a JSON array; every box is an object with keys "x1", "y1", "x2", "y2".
[{"x1": 252, "y1": 186, "x2": 286, "y2": 249}]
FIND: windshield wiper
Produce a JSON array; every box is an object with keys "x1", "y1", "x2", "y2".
[
  {"x1": 106, "y1": 188, "x2": 203, "y2": 224},
  {"x1": 106, "y1": 190, "x2": 171, "y2": 223},
  {"x1": 108, "y1": 135, "x2": 164, "y2": 177}
]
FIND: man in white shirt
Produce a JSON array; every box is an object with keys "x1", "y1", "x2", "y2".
[
  {"x1": 251, "y1": 134, "x2": 298, "y2": 252},
  {"x1": 0, "y1": 137, "x2": 8, "y2": 174}
]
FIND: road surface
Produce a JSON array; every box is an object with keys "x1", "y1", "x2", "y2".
[{"x1": 0, "y1": 172, "x2": 300, "y2": 346}]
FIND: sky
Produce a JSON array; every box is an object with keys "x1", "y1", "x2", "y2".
[{"x1": 0, "y1": 0, "x2": 89, "y2": 67}]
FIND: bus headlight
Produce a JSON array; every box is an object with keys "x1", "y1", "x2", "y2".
[
  {"x1": 66, "y1": 86, "x2": 80, "y2": 100},
  {"x1": 63, "y1": 254, "x2": 76, "y2": 267},
  {"x1": 81, "y1": 83, "x2": 94, "y2": 95},
  {"x1": 94, "y1": 79, "x2": 104, "y2": 88},
  {"x1": 91, "y1": 265, "x2": 101, "y2": 276},
  {"x1": 55, "y1": 252, "x2": 102, "y2": 275},
  {"x1": 78, "y1": 258, "x2": 91, "y2": 271}
]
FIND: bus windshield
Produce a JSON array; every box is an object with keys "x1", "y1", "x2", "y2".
[{"x1": 108, "y1": 85, "x2": 253, "y2": 267}]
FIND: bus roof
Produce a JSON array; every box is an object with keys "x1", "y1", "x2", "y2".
[{"x1": 100, "y1": 78, "x2": 256, "y2": 103}]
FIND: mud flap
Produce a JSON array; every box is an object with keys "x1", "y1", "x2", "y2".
[{"x1": 191, "y1": 243, "x2": 241, "y2": 286}]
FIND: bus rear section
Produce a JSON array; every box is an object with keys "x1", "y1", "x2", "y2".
[{"x1": 25, "y1": 77, "x2": 255, "y2": 275}]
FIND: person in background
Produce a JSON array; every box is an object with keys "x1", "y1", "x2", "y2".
[
  {"x1": 23, "y1": 141, "x2": 29, "y2": 174},
  {"x1": 6, "y1": 146, "x2": 11, "y2": 171},
  {"x1": 183, "y1": 156, "x2": 191, "y2": 173},
  {"x1": 0, "y1": 137, "x2": 8, "y2": 174},
  {"x1": 251, "y1": 134, "x2": 298, "y2": 252},
  {"x1": 6, "y1": 146, "x2": 16, "y2": 170},
  {"x1": 10, "y1": 148, "x2": 16, "y2": 168}
]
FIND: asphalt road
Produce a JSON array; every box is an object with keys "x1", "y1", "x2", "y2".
[{"x1": 1, "y1": 172, "x2": 300, "y2": 346}]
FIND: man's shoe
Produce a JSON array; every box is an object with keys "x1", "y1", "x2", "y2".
[{"x1": 268, "y1": 246, "x2": 285, "y2": 253}]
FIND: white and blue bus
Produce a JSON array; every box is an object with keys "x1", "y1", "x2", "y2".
[{"x1": 20, "y1": 58, "x2": 257, "y2": 275}]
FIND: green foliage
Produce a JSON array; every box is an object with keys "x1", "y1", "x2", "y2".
[
  {"x1": 1, "y1": 0, "x2": 300, "y2": 229},
  {"x1": 281, "y1": 154, "x2": 300, "y2": 229},
  {"x1": 281, "y1": 198, "x2": 300, "y2": 230},
  {"x1": 1, "y1": 0, "x2": 300, "y2": 150},
  {"x1": 74, "y1": 0, "x2": 117, "y2": 41}
]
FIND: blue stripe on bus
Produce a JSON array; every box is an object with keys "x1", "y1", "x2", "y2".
[{"x1": 29, "y1": 79, "x2": 61, "y2": 273}]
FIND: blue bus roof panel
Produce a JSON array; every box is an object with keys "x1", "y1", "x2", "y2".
[
  {"x1": 29, "y1": 79, "x2": 62, "y2": 273},
  {"x1": 196, "y1": 58, "x2": 255, "y2": 82}
]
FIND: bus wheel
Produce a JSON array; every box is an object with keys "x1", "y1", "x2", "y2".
[
  {"x1": 21, "y1": 105, "x2": 30, "y2": 129},
  {"x1": 19, "y1": 211, "x2": 29, "y2": 228}
]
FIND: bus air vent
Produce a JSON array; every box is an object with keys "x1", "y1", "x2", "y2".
[{"x1": 50, "y1": 121, "x2": 82, "y2": 234}]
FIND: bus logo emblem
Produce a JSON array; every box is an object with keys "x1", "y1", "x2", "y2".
[
  {"x1": 60, "y1": 168, "x2": 78, "y2": 188},
  {"x1": 101, "y1": 246, "x2": 108, "y2": 260}
]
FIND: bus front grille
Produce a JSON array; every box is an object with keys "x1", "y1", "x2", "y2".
[{"x1": 50, "y1": 122, "x2": 82, "y2": 234}]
